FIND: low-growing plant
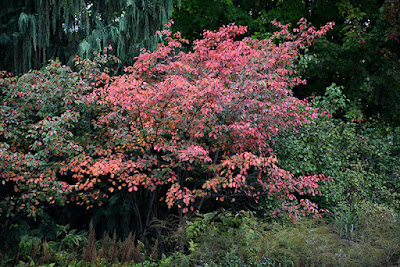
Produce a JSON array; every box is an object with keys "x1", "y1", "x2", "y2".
[{"x1": 162, "y1": 209, "x2": 400, "y2": 266}]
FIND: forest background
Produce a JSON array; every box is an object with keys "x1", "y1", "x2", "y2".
[{"x1": 1, "y1": 0, "x2": 400, "y2": 266}]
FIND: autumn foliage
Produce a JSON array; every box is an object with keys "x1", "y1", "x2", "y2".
[{"x1": 0, "y1": 19, "x2": 334, "y2": 221}]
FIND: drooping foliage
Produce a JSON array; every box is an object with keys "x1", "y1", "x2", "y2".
[{"x1": 0, "y1": 0, "x2": 176, "y2": 74}]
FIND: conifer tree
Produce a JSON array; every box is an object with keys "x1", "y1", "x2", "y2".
[{"x1": 0, "y1": 0, "x2": 176, "y2": 74}]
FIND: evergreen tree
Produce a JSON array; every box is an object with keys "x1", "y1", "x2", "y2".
[{"x1": 0, "y1": 0, "x2": 177, "y2": 74}]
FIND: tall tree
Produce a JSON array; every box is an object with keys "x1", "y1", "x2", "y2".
[{"x1": 0, "y1": 0, "x2": 176, "y2": 74}]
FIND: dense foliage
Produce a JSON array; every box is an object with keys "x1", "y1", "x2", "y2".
[
  {"x1": 1, "y1": 1, "x2": 400, "y2": 266},
  {"x1": 173, "y1": 0, "x2": 400, "y2": 125},
  {"x1": 0, "y1": 0, "x2": 176, "y2": 74},
  {"x1": 0, "y1": 19, "x2": 334, "y2": 248},
  {"x1": 89, "y1": 20, "x2": 334, "y2": 219},
  {"x1": 273, "y1": 85, "x2": 400, "y2": 211}
]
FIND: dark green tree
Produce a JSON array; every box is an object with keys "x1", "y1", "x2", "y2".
[
  {"x1": 311, "y1": 0, "x2": 400, "y2": 125},
  {"x1": 0, "y1": 0, "x2": 177, "y2": 74},
  {"x1": 171, "y1": 0, "x2": 313, "y2": 41},
  {"x1": 172, "y1": 0, "x2": 400, "y2": 125}
]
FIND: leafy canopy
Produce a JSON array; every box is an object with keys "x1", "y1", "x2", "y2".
[
  {"x1": 85, "y1": 20, "x2": 334, "y2": 218},
  {"x1": 1, "y1": 19, "x2": 334, "y2": 222}
]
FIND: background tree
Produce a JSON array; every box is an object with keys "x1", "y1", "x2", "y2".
[
  {"x1": 0, "y1": 0, "x2": 177, "y2": 75},
  {"x1": 172, "y1": 0, "x2": 400, "y2": 125},
  {"x1": 172, "y1": 0, "x2": 311, "y2": 41}
]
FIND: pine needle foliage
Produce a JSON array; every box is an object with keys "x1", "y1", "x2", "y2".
[{"x1": 0, "y1": 0, "x2": 177, "y2": 74}]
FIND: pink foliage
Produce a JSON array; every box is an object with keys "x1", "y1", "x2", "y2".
[{"x1": 67, "y1": 19, "x2": 335, "y2": 219}]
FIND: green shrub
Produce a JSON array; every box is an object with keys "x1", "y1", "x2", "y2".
[{"x1": 271, "y1": 85, "x2": 400, "y2": 211}]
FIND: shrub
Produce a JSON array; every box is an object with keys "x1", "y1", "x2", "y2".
[{"x1": 272, "y1": 85, "x2": 400, "y2": 211}]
